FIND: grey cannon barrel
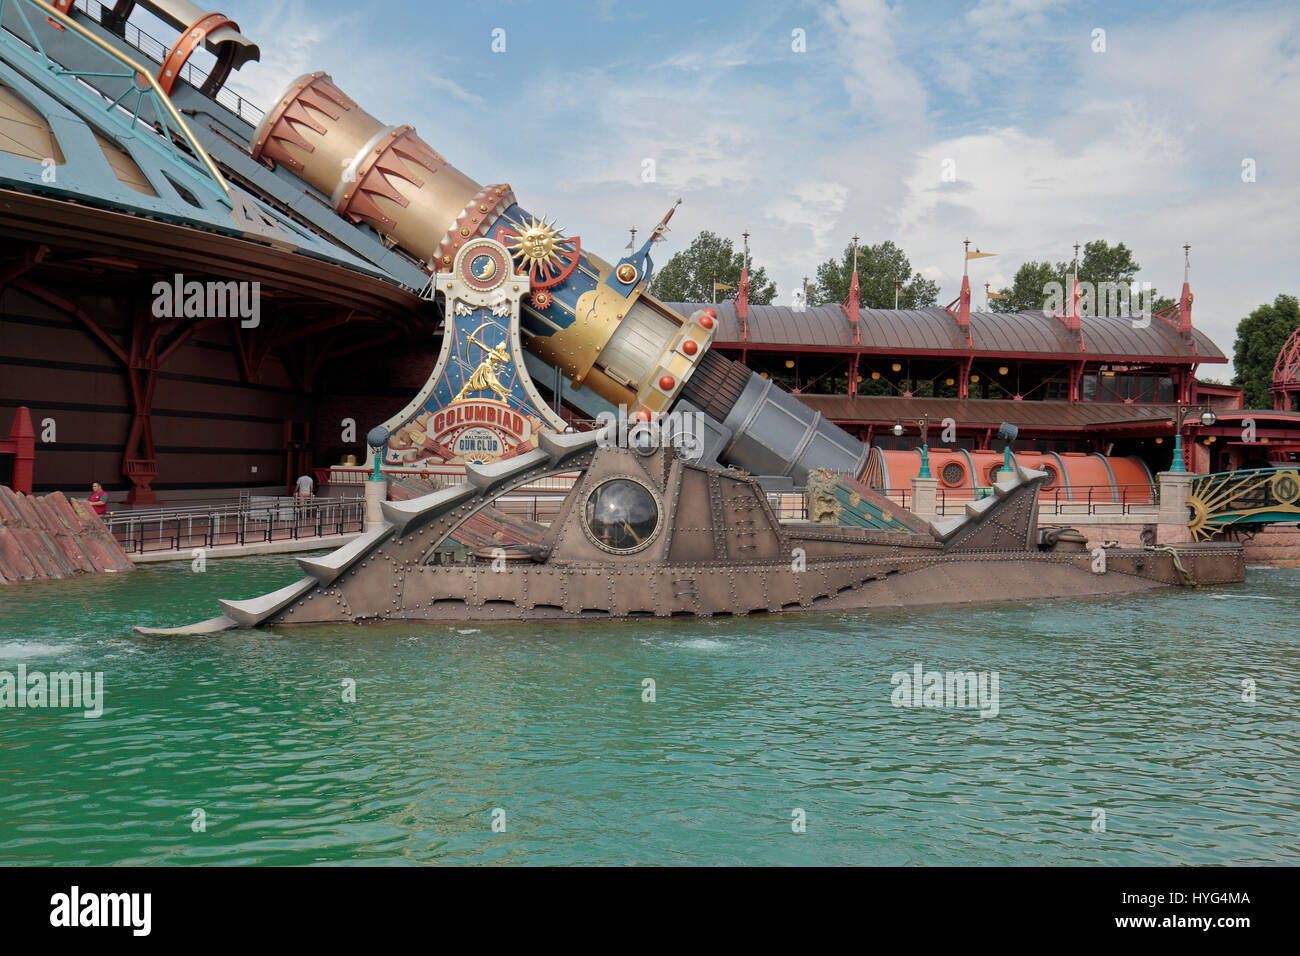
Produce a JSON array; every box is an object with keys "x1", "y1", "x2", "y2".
[{"x1": 678, "y1": 350, "x2": 869, "y2": 483}]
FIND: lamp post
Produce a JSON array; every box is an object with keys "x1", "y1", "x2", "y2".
[
  {"x1": 366, "y1": 426, "x2": 390, "y2": 481},
  {"x1": 1169, "y1": 406, "x2": 1217, "y2": 473},
  {"x1": 893, "y1": 416, "x2": 932, "y2": 478}
]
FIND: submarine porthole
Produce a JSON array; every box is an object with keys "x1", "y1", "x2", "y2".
[{"x1": 583, "y1": 478, "x2": 660, "y2": 552}]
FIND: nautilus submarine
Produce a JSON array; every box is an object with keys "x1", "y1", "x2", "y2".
[{"x1": 134, "y1": 71, "x2": 1244, "y2": 634}]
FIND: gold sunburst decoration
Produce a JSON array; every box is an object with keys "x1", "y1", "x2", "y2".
[{"x1": 505, "y1": 214, "x2": 564, "y2": 269}]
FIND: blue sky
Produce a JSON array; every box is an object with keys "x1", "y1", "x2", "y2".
[{"x1": 189, "y1": 0, "x2": 1296, "y2": 372}]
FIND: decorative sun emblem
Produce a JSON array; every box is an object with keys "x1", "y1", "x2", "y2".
[
  {"x1": 507, "y1": 215, "x2": 561, "y2": 265},
  {"x1": 498, "y1": 214, "x2": 582, "y2": 290}
]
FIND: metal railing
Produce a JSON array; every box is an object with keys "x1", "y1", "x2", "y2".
[
  {"x1": 0, "y1": 0, "x2": 231, "y2": 199},
  {"x1": 72, "y1": 0, "x2": 264, "y2": 125},
  {"x1": 330, "y1": 467, "x2": 580, "y2": 493},
  {"x1": 872, "y1": 483, "x2": 1155, "y2": 516},
  {"x1": 1036, "y1": 483, "x2": 1156, "y2": 515},
  {"x1": 104, "y1": 495, "x2": 365, "y2": 554}
]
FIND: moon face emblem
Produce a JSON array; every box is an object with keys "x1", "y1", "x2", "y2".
[{"x1": 469, "y1": 253, "x2": 498, "y2": 282}]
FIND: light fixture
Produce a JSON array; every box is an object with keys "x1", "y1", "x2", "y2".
[
  {"x1": 945, "y1": 377, "x2": 955, "y2": 386},
  {"x1": 970, "y1": 374, "x2": 980, "y2": 383},
  {"x1": 785, "y1": 359, "x2": 795, "y2": 369},
  {"x1": 998, "y1": 366, "x2": 1009, "y2": 376},
  {"x1": 856, "y1": 375, "x2": 863, "y2": 383},
  {"x1": 892, "y1": 422, "x2": 904, "y2": 437},
  {"x1": 1155, "y1": 437, "x2": 1164, "y2": 444},
  {"x1": 1200, "y1": 410, "x2": 1217, "y2": 427},
  {"x1": 891, "y1": 362, "x2": 902, "y2": 372},
  {"x1": 871, "y1": 371, "x2": 881, "y2": 380}
]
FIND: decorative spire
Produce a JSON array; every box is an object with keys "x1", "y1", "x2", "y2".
[
  {"x1": 1049, "y1": 241, "x2": 1086, "y2": 350},
  {"x1": 841, "y1": 234, "x2": 860, "y2": 343},
  {"x1": 737, "y1": 230, "x2": 751, "y2": 323},
  {"x1": 650, "y1": 199, "x2": 681, "y2": 243},
  {"x1": 624, "y1": 226, "x2": 637, "y2": 250},
  {"x1": 1177, "y1": 242, "x2": 1194, "y2": 337}
]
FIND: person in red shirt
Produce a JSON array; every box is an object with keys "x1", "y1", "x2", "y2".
[{"x1": 88, "y1": 481, "x2": 108, "y2": 516}]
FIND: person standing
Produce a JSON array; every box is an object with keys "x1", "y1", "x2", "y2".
[
  {"x1": 294, "y1": 473, "x2": 314, "y2": 502},
  {"x1": 88, "y1": 481, "x2": 108, "y2": 516}
]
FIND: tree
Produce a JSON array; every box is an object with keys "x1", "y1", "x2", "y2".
[
  {"x1": 809, "y1": 240, "x2": 938, "y2": 308},
  {"x1": 647, "y1": 230, "x2": 777, "y2": 304},
  {"x1": 989, "y1": 260, "x2": 1064, "y2": 313},
  {"x1": 989, "y1": 240, "x2": 1175, "y2": 315},
  {"x1": 1232, "y1": 294, "x2": 1300, "y2": 410}
]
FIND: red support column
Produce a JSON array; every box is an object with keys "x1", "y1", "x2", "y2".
[
  {"x1": 123, "y1": 311, "x2": 161, "y2": 505},
  {"x1": 1068, "y1": 361, "x2": 1083, "y2": 402},
  {"x1": 2, "y1": 406, "x2": 36, "y2": 494}
]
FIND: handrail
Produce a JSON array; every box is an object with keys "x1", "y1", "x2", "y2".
[
  {"x1": 71, "y1": 0, "x2": 264, "y2": 125},
  {"x1": 6, "y1": 0, "x2": 231, "y2": 200}
]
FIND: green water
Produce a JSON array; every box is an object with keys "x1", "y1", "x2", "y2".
[{"x1": 0, "y1": 555, "x2": 1297, "y2": 865}]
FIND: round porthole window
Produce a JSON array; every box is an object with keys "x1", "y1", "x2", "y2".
[
  {"x1": 941, "y1": 461, "x2": 966, "y2": 487},
  {"x1": 584, "y1": 479, "x2": 660, "y2": 552}
]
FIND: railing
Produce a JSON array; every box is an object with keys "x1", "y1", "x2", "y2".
[
  {"x1": 71, "y1": 0, "x2": 264, "y2": 124},
  {"x1": 104, "y1": 495, "x2": 365, "y2": 554},
  {"x1": 873, "y1": 483, "x2": 1155, "y2": 516},
  {"x1": 767, "y1": 493, "x2": 807, "y2": 520},
  {"x1": 1036, "y1": 483, "x2": 1156, "y2": 515},
  {"x1": 329, "y1": 467, "x2": 580, "y2": 493},
  {"x1": 0, "y1": 0, "x2": 230, "y2": 200}
]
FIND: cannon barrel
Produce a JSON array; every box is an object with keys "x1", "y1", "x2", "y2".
[{"x1": 250, "y1": 73, "x2": 868, "y2": 482}]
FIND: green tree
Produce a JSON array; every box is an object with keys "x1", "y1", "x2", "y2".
[
  {"x1": 990, "y1": 240, "x2": 1175, "y2": 315},
  {"x1": 990, "y1": 260, "x2": 1064, "y2": 313},
  {"x1": 647, "y1": 230, "x2": 777, "y2": 304},
  {"x1": 809, "y1": 240, "x2": 938, "y2": 308},
  {"x1": 1232, "y1": 294, "x2": 1300, "y2": 410}
]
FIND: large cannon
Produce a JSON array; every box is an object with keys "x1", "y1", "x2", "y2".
[{"x1": 249, "y1": 73, "x2": 868, "y2": 483}]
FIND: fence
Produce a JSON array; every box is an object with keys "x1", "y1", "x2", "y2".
[
  {"x1": 327, "y1": 467, "x2": 580, "y2": 494},
  {"x1": 71, "y1": 0, "x2": 264, "y2": 125},
  {"x1": 104, "y1": 496, "x2": 365, "y2": 554}
]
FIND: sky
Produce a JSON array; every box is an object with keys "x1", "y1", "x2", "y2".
[{"x1": 182, "y1": 0, "x2": 1295, "y2": 374}]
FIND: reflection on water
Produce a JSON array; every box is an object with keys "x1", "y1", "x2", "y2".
[{"x1": 0, "y1": 556, "x2": 1297, "y2": 865}]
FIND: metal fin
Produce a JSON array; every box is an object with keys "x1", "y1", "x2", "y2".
[{"x1": 218, "y1": 577, "x2": 317, "y2": 627}]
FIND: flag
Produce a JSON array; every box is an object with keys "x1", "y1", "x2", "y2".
[
  {"x1": 987, "y1": 290, "x2": 1006, "y2": 299},
  {"x1": 714, "y1": 282, "x2": 734, "y2": 292},
  {"x1": 966, "y1": 249, "x2": 996, "y2": 260}
]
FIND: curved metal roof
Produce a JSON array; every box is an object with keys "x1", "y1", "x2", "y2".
[{"x1": 663, "y1": 301, "x2": 1225, "y2": 362}]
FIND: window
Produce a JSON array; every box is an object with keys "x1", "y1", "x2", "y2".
[{"x1": 584, "y1": 479, "x2": 659, "y2": 552}]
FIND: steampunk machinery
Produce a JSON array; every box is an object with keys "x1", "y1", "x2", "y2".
[{"x1": 249, "y1": 73, "x2": 867, "y2": 483}]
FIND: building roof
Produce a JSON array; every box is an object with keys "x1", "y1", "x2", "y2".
[
  {"x1": 665, "y1": 301, "x2": 1226, "y2": 363},
  {"x1": 796, "y1": 395, "x2": 1192, "y2": 431}
]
